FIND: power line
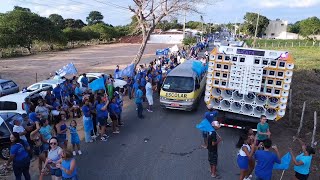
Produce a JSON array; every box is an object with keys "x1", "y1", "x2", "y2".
[{"x1": 91, "y1": 0, "x2": 128, "y2": 11}]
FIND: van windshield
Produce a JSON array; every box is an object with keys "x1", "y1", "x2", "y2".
[{"x1": 162, "y1": 76, "x2": 194, "y2": 93}]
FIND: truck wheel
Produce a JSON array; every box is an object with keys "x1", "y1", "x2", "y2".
[{"x1": 0, "y1": 145, "x2": 10, "y2": 160}]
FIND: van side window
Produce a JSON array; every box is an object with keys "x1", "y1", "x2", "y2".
[{"x1": 0, "y1": 101, "x2": 17, "y2": 110}]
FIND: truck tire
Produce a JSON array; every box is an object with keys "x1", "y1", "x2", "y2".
[{"x1": 0, "y1": 145, "x2": 10, "y2": 160}]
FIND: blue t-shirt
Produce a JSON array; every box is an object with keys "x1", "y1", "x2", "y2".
[
  {"x1": 81, "y1": 77, "x2": 88, "y2": 87},
  {"x1": 204, "y1": 111, "x2": 218, "y2": 123},
  {"x1": 254, "y1": 150, "x2": 280, "y2": 180},
  {"x1": 61, "y1": 159, "x2": 77, "y2": 178},
  {"x1": 53, "y1": 86, "x2": 62, "y2": 99},
  {"x1": 10, "y1": 140, "x2": 30, "y2": 163},
  {"x1": 127, "y1": 79, "x2": 133, "y2": 87},
  {"x1": 29, "y1": 112, "x2": 40, "y2": 122},
  {"x1": 82, "y1": 105, "x2": 91, "y2": 117},
  {"x1": 109, "y1": 103, "x2": 121, "y2": 116},
  {"x1": 294, "y1": 153, "x2": 312, "y2": 175},
  {"x1": 156, "y1": 74, "x2": 162, "y2": 83},
  {"x1": 135, "y1": 89, "x2": 143, "y2": 104},
  {"x1": 257, "y1": 123, "x2": 269, "y2": 141},
  {"x1": 45, "y1": 94, "x2": 55, "y2": 105},
  {"x1": 96, "y1": 103, "x2": 108, "y2": 118},
  {"x1": 140, "y1": 78, "x2": 147, "y2": 86},
  {"x1": 39, "y1": 125, "x2": 52, "y2": 140},
  {"x1": 133, "y1": 82, "x2": 140, "y2": 93}
]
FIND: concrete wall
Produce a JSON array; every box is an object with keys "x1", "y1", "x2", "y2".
[{"x1": 148, "y1": 34, "x2": 184, "y2": 44}]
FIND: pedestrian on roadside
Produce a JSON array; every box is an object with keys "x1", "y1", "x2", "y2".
[
  {"x1": 80, "y1": 73, "x2": 89, "y2": 91},
  {"x1": 109, "y1": 97, "x2": 120, "y2": 134},
  {"x1": 236, "y1": 134, "x2": 256, "y2": 180},
  {"x1": 56, "y1": 150, "x2": 78, "y2": 180},
  {"x1": 114, "y1": 91, "x2": 124, "y2": 126},
  {"x1": 39, "y1": 119, "x2": 53, "y2": 149},
  {"x1": 82, "y1": 100, "x2": 93, "y2": 143},
  {"x1": 132, "y1": 79, "x2": 140, "y2": 98},
  {"x1": 201, "y1": 105, "x2": 218, "y2": 148},
  {"x1": 69, "y1": 120, "x2": 82, "y2": 156},
  {"x1": 256, "y1": 115, "x2": 271, "y2": 147},
  {"x1": 254, "y1": 139, "x2": 280, "y2": 180},
  {"x1": 5, "y1": 132, "x2": 31, "y2": 180},
  {"x1": 135, "y1": 86, "x2": 144, "y2": 119},
  {"x1": 127, "y1": 77, "x2": 133, "y2": 99},
  {"x1": 107, "y1": 75, "x2": 115, "y2": 100},
  {"x1": 43, "y1": 137, "x2": 63, "y2": 180},
  {"x1": 13, "y1": 119, "x2": 28, "y2": 141},
  {"x1": 145, "y1": 78, "x2": 154, "y2": 112},
  {"x1": 289, "y1": 137, "x2": 315, "y2": 180},
  {"x1": 207, "y1": 125, "x2": 222, "y2": 179},
  {"x1": 96, "y1": 96, "x2": 110, "y2": 141}
]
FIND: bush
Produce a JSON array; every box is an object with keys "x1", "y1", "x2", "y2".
[{"x1": 183, "y1": 37, "x2": 197, "y2": 46}]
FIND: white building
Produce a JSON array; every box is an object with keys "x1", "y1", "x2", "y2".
[
  {"x1": 148, "y1": 29, "x2": 193, "y2": 44},
  {"x1": 264, "y1": 19, "x2": 288, "y2": 39}
]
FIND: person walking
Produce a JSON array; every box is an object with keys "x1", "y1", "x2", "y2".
[
  {"x1": 81, "y1": 100, "x2": 93, "y2": 143},
  {"x1": 135, "y1": 86, "x2": 144, "y2": 119},
  {"x1": 69, "y1": 120, "x2": 82, "y2": 156},
  {"x1": 236, "y1": 134, "x2": 256, "y2": 180},
  {"x1": 145, "y1": 78, "x2": 154, "y2": 112},
  {"x1": 256, "y1": 115, "x2": 271, "y2": 146},
  {"x1": 5, "y1": 132, "x2": 31, "y2": 180},
  {"x1": 109, "y1": 97, "x2": 120, "y2": 134},
  {"x1": 207, "y1": 126, "x2": 222, "y2": 179},
  {"x1": 254, "y1": 139, "x2": 280, "y2": 180},
  {"x1": 202, "y1": 105, "x2": 218, "y2": 148},
  {"x1": 55, "y1": 114, "x2": 68, "y2": 149},
  {"x1": 56, "y1": 150, "x2": 78, "y2": 180},
  {"x1": 289, "y1": 137, "x2": 315, "y2": 180}
]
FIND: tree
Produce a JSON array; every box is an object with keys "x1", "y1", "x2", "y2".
[
  {"x1": 86, "y1": 11, "x2": 104, "y2": 25},
  {"x1": 64, "y1": 19, "x2": 86, "y2": 29},
  {"x1": 128, "y1": 0, "x2": 211, "y2": 65},
  {"x1": 299, "y1": 17, "x2": 320, "y2": 37},
  {"x1": 49, "y1": 14, "x2": 64, "y2": 29},
  {"x1": 182, "y1": 37, "x2": 196, "y2": 46},
  {"x1": 287, "y1": 22, "x2": 300, "y2": 34},
  {"x1": 186, "y1": 21, "x2": 202, "y2": 29},
  {"x1": 243, "y1": 12, "x2": 269, "y2": 37},
  {"x1": 83, "y1": 23, "x2": 117, "y2": 41},
  {"x1": 13, "y1": 6, "x2": 31, "y2": 12}
]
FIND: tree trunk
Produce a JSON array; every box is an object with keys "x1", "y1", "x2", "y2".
[{"x1": 132, "y1": 30, "x2": 151, "y2": 66}]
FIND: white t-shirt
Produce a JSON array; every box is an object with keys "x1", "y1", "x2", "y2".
[
  {"x1": 13, "y1": 125, "x2": 27, "y2": 141},
  {"x1": 145, "y1": 82, "x2": 153, "y2": 96}
]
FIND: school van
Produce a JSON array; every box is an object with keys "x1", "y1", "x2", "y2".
[{"x1": 160, "y1": 60, "x2": 206, "y2": 111}]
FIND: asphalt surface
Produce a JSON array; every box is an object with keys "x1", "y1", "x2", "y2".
[{"x1": 76, "y1": 95, "x2": 243, "y2": 180}]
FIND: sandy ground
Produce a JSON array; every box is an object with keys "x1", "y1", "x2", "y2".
[{"x1": 0, "y1": 43, "x2": 171, "y2": 88}]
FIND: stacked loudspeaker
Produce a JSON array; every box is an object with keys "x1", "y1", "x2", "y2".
[{"x1": 205, "y1": 46, "x2": 294, "y2": 121}]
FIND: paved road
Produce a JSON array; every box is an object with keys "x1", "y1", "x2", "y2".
[{"x1": 76, "y1": 96, "x2": 242, "y2": 180}]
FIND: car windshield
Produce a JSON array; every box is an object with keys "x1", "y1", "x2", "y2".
[{"x1": 162, "y1": 76, "x2": 194, "y2": 93}]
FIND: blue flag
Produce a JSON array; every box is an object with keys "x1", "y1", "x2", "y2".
[
  {"x1": 196, "y1": 119, "x2": 214, "y2": 132},
  {"x1": 273, "y1": 152, "x2": 291, "y2": 170},
  {"x1": 192, "y1": 61, "x2": 203, "y2": 76},
  {"x1": 89, "y1": 78, "x2": 106, "y2": 92},
  {"x1": 120, "y1": 63, "x2": 135, "y2": 78},
  {"x1": 56, "y1": 63, "x2": 78, "y2": 76}
]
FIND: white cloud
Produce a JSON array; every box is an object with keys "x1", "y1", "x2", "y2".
[{"x1": 249, "y1": 0, "x2": 320, "y2": 8}]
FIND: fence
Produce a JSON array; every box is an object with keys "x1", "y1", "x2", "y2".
[{"x1": 245, "y1": 39, "x2": 320, "y2": 48}]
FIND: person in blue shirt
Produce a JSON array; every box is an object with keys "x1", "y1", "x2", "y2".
[
  {"x1": 254, "y1": 139, "x2": 281, "y2": 180},
  {"x1": 135, "y1": 86, "x2": 144, "y2": 119},
  {"x1": 290, "y1": 137, "x2": 315, "y2": 180},
  {"x1": 56, "y1": 150, "x2": 78, "y2": 180},
  {"x1": 109, "y1": 97, "x2": 121, "y2": 134},
  {"x1": 155, "y1": 71, "x2": 163, "y2": 94},
  {"x1": 126, "y1": 77, "x2": 133, "y2": 99},
  {"x1": 74, "y1": 83, "x2": 83, "y2": 103},
  {"x1": 81, "y1": 74, "x2": 89, "y2": 88},
  {"x1": 114, "y1": 92, "x2": 124, "y2": 126},
  {"x1": 44, "y1": 91, "x2": 55, "y2": 106},
  {"x1": 5, "y1": 132, "x2": 31, "y2": 180},
  {"x1": 81, "y1": 100, "x2": 93, "y2": 143},
  {"x1": 95, "y1": 96, "x2": 109, "y2": 141},
  {"x1": 114, "y1": 65, "x2": 122, "y2": 79},
  {"x1": 202, "y1": 106, "x2": 219, "y2": 148},
  {"x1": 53, "y1": 84, "x2": 63, "y2": 102},
  {"x1": 132, "y1": 79, "x2": 140, "y2": 97}
]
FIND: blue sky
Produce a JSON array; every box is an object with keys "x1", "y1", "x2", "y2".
[{"x1": 1, "y1": 0, "x2": 320, "y2": 25}]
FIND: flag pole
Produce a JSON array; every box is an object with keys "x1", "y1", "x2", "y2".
[{"x1": 279, "y1": 170, "x2": 285, "y2": 180}]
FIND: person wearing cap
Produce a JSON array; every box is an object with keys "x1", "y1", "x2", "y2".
[
  {"x1": 207, "y1": 122, "x2": 222, "y2": 179},
  {"x1": 135, "y1": 86, "x2": 144, "y2": 119},
  {"x1": 290, "y1": 137, "x2": 315, "y2": 180}
]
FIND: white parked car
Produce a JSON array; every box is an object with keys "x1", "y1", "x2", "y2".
[
  {"x1": 77, "y1": 73, "x2": 127, "y2": 88},
  {"x1": 21, "y1": 79, "x2": 65, "y2": 98},
  {"x1": 0, "y1": 87, "x2": 50, "y2": 114}
]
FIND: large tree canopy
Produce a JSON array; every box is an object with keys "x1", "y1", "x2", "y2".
[
  {"x1": 86, "y1": 11, "x2": 104, "y2": 25},
  {"x1": 243, "y1": 12, "x2": 269, "y2": 37},
  {"x1": 299, "y1": 17, "x2": 320, "y2": 37},
  {"x1": 49, "y1": 14, "x2": 65, "y2": 29}
]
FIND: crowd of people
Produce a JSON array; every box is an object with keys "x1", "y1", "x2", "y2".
[{"x1": 202, "y1": 105, "x2": 316, "y2": 180}]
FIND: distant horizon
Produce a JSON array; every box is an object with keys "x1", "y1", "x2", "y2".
[{"x1": 1, "y1": 0, "x2": 319, "y2": 26}]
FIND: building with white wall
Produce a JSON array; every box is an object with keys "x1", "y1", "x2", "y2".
[{"x1": 264, "y1": 19, "x2": 288, "y2": 39}]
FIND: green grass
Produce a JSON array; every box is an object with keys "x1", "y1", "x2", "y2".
[{"x1": 259, "y1": 46, "x2": 320, "y2": 70}]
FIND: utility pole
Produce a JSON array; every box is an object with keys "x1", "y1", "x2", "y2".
[
  {"x1": 183, "y1": 10, "x2": 186, "y2": 39},
  {"x1": 252, "y1": 12, "x2": 260, "y2": 48}
]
